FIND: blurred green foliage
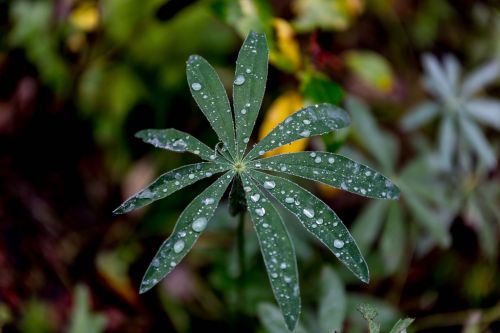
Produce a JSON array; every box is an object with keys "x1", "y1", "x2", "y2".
[{"x1": 1, "y1": 0, "x2": 499, "y2": 332}]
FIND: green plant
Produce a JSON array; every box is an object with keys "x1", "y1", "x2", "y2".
[{"x1": 114, "y1": 31, "x2": 399, "y2": 330}]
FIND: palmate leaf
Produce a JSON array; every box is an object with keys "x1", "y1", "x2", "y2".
[
  {"x1": 249, "y1": 170, "x2": 369, "y2": 283},
  {"x1": 248, "y1": 152, "x2": 399, "y2": 200},
  {"x1": 241, "y1": 173, "x2": 300, "y2": 331},
  {"x1": 233, "y1": 31, "x2": 268, "y2": 158},
  {"x1": 113, "y1": 162, "x2": 230, "y2": 214},
  {"x1": 139, "y1": 171, "x2": 235, "y2": 294},
  {"x1": 113, "y1": 31, "x2": 402, "y2": 331},
  {"x1": 245, "y1": 103, "x2": 351, "y2": 160},
  {"x1": 135, "y1": 128, "x2": 216, "y2": 161},
  {"x1": 186, "y1": 54, "x2": 237, "y2": 158}
]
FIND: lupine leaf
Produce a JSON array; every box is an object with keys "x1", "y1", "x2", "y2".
[
  {"x1": 233, "y1": 31, "x2": 268, "y2": 158},
  {"x1": 464, "y1": 98, "x2": 500, "y2": 130},
  {"x1": 245, "y1": 103, "x2": 351, "y2": 161},
  {"x1": 135, "y1": 128, "x2": 216, "y2": 161},
  {"x1": 462, "y1": 60, "x2": 500, "y2": 98},
  {"x1": 113, "y1": 162, "x2": 230, "y2": 214},
  {"x1": 139, "y1": 171, "x2": 235, "y2": 294},
  {"x1": 318, "y1": 267, "x2": 346, "y2": 333},
  {"x1": 249, "y1": 152, "x2": 400, "y2": 199},
  {"x1": 240, "y1": 173, "x2": 300, "y2": 331},
  {"x1": 380, "y1": 203, "x2": 405, "y2": 274},
  {"x1": 437, "y1": 116, "x2": 455, "y2": 170},
  {"x1": 422, "y1": 54, "x2": 454, "y2": 101},
  {"x1": 186, "y1": 55, "x2": 237, "y2": 159},
  {"x1": 388, "y1": 318, "x2": 415, "y2": 333},
  {"x1": 249, "y1": 170, "x2": 369, "y2": 283},
  {"x1": 257, "y1": 303, "x2": 308, "y2": 333},
  {"x1": 401, "y1": 102, "x2": 439, "y2": 131},
  {"x1": 352, "y1": 200, "x2": 390, "y2": 252},
  {"x1": 459, "y1": 116, "x2": 496, "y2": 168}
]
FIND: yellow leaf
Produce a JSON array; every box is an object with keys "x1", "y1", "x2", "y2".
[
  {"x1": 269, "y1": 18, "x2": 301, "y2": 72},
  {"x1": 70, "y1": 2, "x2": 99, "y2": 32},
  {"x1": 259, "y1": 91, "x2": 308, "y2": 157}
]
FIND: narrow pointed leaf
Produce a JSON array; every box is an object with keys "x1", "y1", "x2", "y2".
[
  {"x1": 249, "y1": 152, "x2": 400, "y2": 199},
  {"x1": 318, "y1": 267, "x2": 346, "y2": 333},
  {"x1": 437, "y1": 116, "x2": 455, "y2": 170},
  {"x1": 401, "y1": 102, "x2": 439, "y2": 131},
  {"x1": 380, "y1": 203, "x2": 405, "y2": 275},
  {"x1": 233, "y1": 31, "x2": 268, "y2": 158},
  {"x1": 249, "y1": 170, "x2": 369, "y2": 283},
  {"x1": 245, "y1": 103, "x2": 351, "y2": 161},
  {"x1": 464, "y1": 98, "x2": 500, "y2": 130},
  {"x1": 257, "y1": 303, "x2": 308, "y2": 333},
  {"x1": 352, "y1": 200, "x2": 390, "y2": 252},
  {"x1": 388, "y1": 318, "x2": 415, "y2": 333},
  {"x1": 135, "y1": 129, "x2": 216, "y2": 161},
  {"x1": 240, "y1": 173, "x2": 300, "y2": 331},
  {"x1": 422, "y1": 54, "x2": 453, "y2": 100},
  {"x1": 186, "y1": 55, "x2": 237, "y2": 158},
  {"x1": 462, "y1": 60, "x2": 500, "y2": 97},
  {"x1": 139, "y1": 171, "x2": 235, "y2": 294},
  {"x1": 113, "y1": 162, "x2": 230, "y2": 214},
  {"x1": 459, "y1": 116, "x2": 496, "y2": 168}
]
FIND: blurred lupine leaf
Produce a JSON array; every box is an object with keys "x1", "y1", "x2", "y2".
[
  {"x1": 114, "y1": 32, "x2": 399, "y2": 331},
  {"x1": 67, "y1": 285, "x2": 106, "y2": 333},
  {"x1": 402, "y1": 54, "x2": 500, "y2": 171},
  {"x1": 318, "y1": 267, "x2": 346, "y2": 333},
  {"x1": 344, "y1": 51, "x2": 395, "y2": 93}
]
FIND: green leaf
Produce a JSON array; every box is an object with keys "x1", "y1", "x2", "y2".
[
  {"x1": 249, "y1": 170, "x2": 369, "y2": 283},
  {"x1": 318, "y1": 267, "x2": 346, "y2": 333},
  {"x1": 186, "y1": 55, "x2": 237, "y2": 159},
  {"x1": 245, "y1": 103, "x2": 351, "y2": 160},
  {"x1": 399, "y1": 182, "x2": 451, "y2": 247},
  {"x1": 113, "y1": 162, "x2": 230, "y2": 214},
  {"x1": 139, "y1": 171, "x2": 235, "y2": 293},
  {"x1": 344, "y1": 51, "x2": 395, "y2": 93},
  {"x1": 240, "y1": 173, "x2": 300, "y2": 331},
  {"x1": 257, "y1": 303, "x2": 308, "y2": 333},
  {"x1": 462, "y1": 60, "x2": 500, "y2": 98},
  {"x1": 68, "y1": 285, "x2": 106, "y2": 333},
  {"x1": 249, "y1": 152, "x2": 400, "y2": 200},
  {"x1": 135, "y1": 128, "x2": 216, "y2": 161},
  {"x1": 422, "y1": 54, "x2": 454, "y2": 101},
  {"x1": 401, "y1": 102, "x2": 440, "y2": 131},
  {"x1": 437, "y1": 116, "x2": 456, "y2": 170},
  {"x1": 464, "y1": 98, "x2": 500, "y2": 130},
  {"x1": 301, "y1": 72, "x2": 344, "y2": 105},
  {"x1": 459, "y1": 116, "x2": 496, "y2": 168},
  {"x1": 233, "y1": 31, "x2": 268, "y2": 158},
  {"x1": 357, "y1": 304, "x2": 380, "y2": 333},
  {"x1": 352, "y1": 200, "x2": 389, "y2": 252},
  {"x1": 380, "y1": 203, "x2": 405, "y2": 275},
  {"x1": 388, "y1": 318, "x2": 415, "y2": 333}
]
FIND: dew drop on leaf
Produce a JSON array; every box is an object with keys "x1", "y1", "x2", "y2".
[
  {"x1": 203, "y1": 197, "x2": 215, "y2": 205},
  {"x1": 152, "y1": 258, "x2": 160, "y2": 268},
  {"x1": 285, "y1": 197, "x2": 295, "y2": 204},
  {"x1": 263, "y1": 181, "x2": 276, "y2": 189},
  {"x1": 299, "y1": 130, "x2": 311, "y2": 137},
  {"x1": 192, "y1": 217, "x2": 208, "y2": 232},
  {"x1": 328, "y1": 157, "x2": 335, "y2": 164},
  {"x1": 251, "y1": 193, "x2": 261, "y2": 202},
  {"x1": 333, "y1": 239, "x2": 345, "y2": 249},
  {"x1": 173, "y1": 240, "x2": 185, "y2": 253},
  {"x1": 191, "y1": 82, "x2": 202, "y2": 91},
  {"x1": 255, "y1": 207, "x2": 266, "y2": 216},
  {"x1": 303, "y1": 208, "x2": 315, "y2": 218},
  {"x1": 234, "y1": 75, "x2": 246, "y2": 85}
]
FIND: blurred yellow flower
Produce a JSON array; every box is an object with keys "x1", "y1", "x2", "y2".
[
  {"x1": 259, "y1": 91, "x2": 307, "y2": 157},
  {"x1": 70, "y1": 2, "x2": 99, "y2": 32},
  {"x1": 270, "y1": 18, "x2": 301, "y2": 72}
]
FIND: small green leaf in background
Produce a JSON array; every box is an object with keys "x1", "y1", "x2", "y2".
[
  {"x1": 67, "y1": 285, "x2": 106, "y2": 333},
  {"x1": 358, "y1": 304, "x2": 380, "y2": 333},
  {"x1": 257, "y1": 303, "x2": 308, "y2": 333},
  {"x1": 293, "y1": 0, "x2": 363, "y2": 32},
  {"x1": 318, "y1": 267, "x2": 346, "y2": 333},
  {"x1": 300, "y1": 72, "x2": 344, "y2": 105},
  {"x1": 380, "y1": 203, "x2": 405, "y2": 275},
  {"x1": 388, "y1": 318, "x2": 415, "y2": 333},
  {"x1": 344, "y1": 51, "x2": 395, "y2": 93}
]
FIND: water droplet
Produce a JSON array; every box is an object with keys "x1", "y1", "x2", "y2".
[
  {"x1": 258, "y1": 150, "x2": 265, "y2": 156},
  {"x1": 333, "y1": 239, "x2": 344, "y2": 249},
  {"x1": 244, "y1": 186, "x2": 251, "y2": 192},
  {"x1": 314, "y1": 157, "x2": 322, "y2": 163},
  {"x1": 241, "y1": 109, "x2": 247, "y2": 114},
  {"x1": 205, "y1": 172, "x2": 212, "y2": 177},
  {"x1": 284, "y1": 276, "x2": 292, "y2": 283},
  {"x1": 174, "y1": 240, "x2": 185, "y2": 253},
  {"x1": 192, "y1": 217, "x2": 208, "y2": 232},
  {"x1": 138, "y1": 189, "x2": 154, "y2": 199},
  {"x1": 191, "y1": 82, "x2": 202, "y2": 91},
  {"x1": 285, "y1": 197, "x2": 295, "y2": 204},
  {"x1": 310, "y1": 152, "x2": 316, "y2": 157},
  {"x1": 280, "y1": 262, "x2": 287, "y2": 269},
  {"x1": 328, "y1": 157, "x2": 335, "y2": 164},
  {"x1": 316, "y1": 218, "x2": 323, "y2": 225},
  {"x1": 271, "y1": 272, "x2": 278, "y2": 278},
  {"x1": 280, "y1": 166, "x2": 287, "y2": 171},
  {"x1": 263, "y1": 181, "x2": 276, "y2": 189},
  {"x1": 203, "y1": 198, "x2": 215, "y2": 205},
  {"x1": 299, "y1": 130, "x2": 311, "y2": 137},
  {"x1": 152, "y1": 258, "x2": 160, "y2": 267},
  {"x1": 255, "y1": 207, "x2": 266, "y2": 216},
  {"x1": 175, "y1": 181, "x2": 180, "y2": 186},
  {"x1": 188, "y1": 174, "x2": 195, "y2": 179},
  {"x1": 250, "y1": 193, "x2": 261, "y2": 202},
  {"x1": 234, "y1": 75, "x2": 246, "y2": 85},
  {"x1": 303, "y1": 119, "x2": 311, "y2": 125},
  {"x1": 245, "y1": 68, "x2": 252, "y2": 74},
  {"x1": 365, "y1": 170, "x2": 371, "y2": 176},
  {"x1": 243, "y1": 138, "x2": 249, "y2": 143},
  {"x1": 303, "y1": 208, "x2": 315, "y2": 218}
]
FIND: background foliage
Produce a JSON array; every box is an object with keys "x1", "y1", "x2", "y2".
[{"x1": 0, "y1": 0, "x2": 499, "y2": 332}]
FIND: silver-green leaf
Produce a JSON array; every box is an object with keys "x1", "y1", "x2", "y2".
[
  {"x1": 186, "y1": 55, "x2": 237, "y2": 159},
  {"x1": 135, "y1": 128, "x2": 216, "y2": 161},
  {"x1": 241, "y1": 173, "x2": 300, "y2": 331},
  {"x1": 249, "y1": 152, "x2": 400, "y2": 200},
  {"x1": 233, "y1": 31, "x2": 268, "y2": 158},
  {"x1": 113, "y1": 162, "x2": 230, "y2": 214},
  {"x1": 139, "y1": 171, "x2": 235, "y2": 294},
  {"x1": 245, "y1": 103, "x2": 351, "y2": 161},
  {"x1": 249, "y1": 170, "x2": 369, "y2": 283}
]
